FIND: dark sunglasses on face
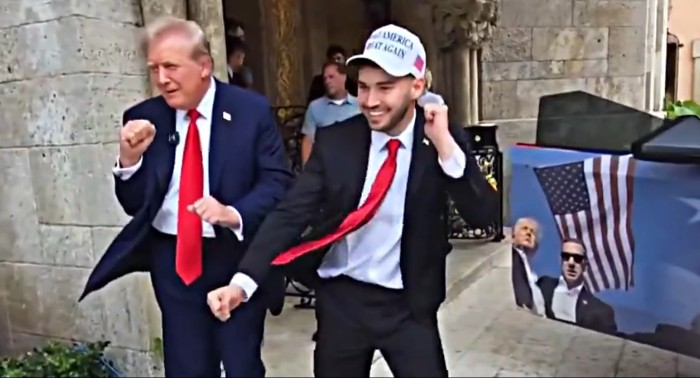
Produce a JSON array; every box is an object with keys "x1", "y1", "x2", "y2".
[{"x1": 561, "y1": 252, "x2": 585, "y2": 264}]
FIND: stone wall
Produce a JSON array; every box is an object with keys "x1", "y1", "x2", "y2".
[
  {"x1": 0, "y1": 1, "x2": 161, "y2": 375},
  {"x1": 479, "y1": 0, "x2": 655, "y2": 222},
  {"x1": 0, "y1": 0, "x2": 664, "y2": 375}
]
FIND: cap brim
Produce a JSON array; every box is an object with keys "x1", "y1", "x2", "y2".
[{"x1": 346, "y1": 54, "x2": 410, "y2": 78}]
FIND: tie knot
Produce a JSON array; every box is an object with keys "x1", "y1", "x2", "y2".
[
  {"x1": 187, "y1": 109, "x2": 200, "y2": 120},
  {"x1": 386, "y1": 139, "x2": 401, "y2": 154}
]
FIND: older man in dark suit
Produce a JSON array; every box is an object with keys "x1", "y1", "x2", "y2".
[
  {"x1": 80, "y1": 16, "x2": 293, "y2": 377},
  {"x1": 511, "y1": 217, "x2": 545, "y2": 315}
]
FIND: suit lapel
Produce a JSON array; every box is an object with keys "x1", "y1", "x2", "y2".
[
  {"x1": 153, "y1": 100, "x2": 176, "y2": 194},
  {"x1": 576, "y1": 287, "x2": 590, "y2": 321},
  {"x1": 406, "y1": 107, "x2": 431, "y2": 200},
  {"x1": 209, "y1": 80, "x2": 231, "y2": 194}
]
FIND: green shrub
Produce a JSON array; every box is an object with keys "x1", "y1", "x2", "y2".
[
  {"x1": 0, "y1": 341, "x2": 112, "y2": 377},
  {"x1": 664, "y1": 99, "x2": 700, "y2": 120}
]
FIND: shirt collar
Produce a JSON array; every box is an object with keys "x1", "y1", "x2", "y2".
[
  {"x1": 370, "y1": 109, "x2": 416, "y2": 152},
  {"x1": 326, "y1": 94, "x2": 356, "y2": 105},
  {"x1": 177, "y1": 77, "x2": 216, "y2": 121},
  {"x1": 558, "y1": 276, "x2": 584, "y2": 295}
]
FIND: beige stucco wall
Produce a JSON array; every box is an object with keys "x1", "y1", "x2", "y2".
[{"x1": 669, "y1": 0, "x2": 700, "y2": 100}]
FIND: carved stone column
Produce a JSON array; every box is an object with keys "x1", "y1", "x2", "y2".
[
  {"x1": 390, "y1": 0, "x2": 439, "y2": 87},
  {"x1": 260, "y1": 0, "x2": 306, "y2": 106},
  {"x1": 187, "y1": 0, "x2": 228, "y2": 83},
  {"x1": 301, "y1": 0, "x2": 329, "y2": 85},
  {"x1": 140, "y1": 0, "x2": 187, "y2": 25},
  {"x1": 431, "y1": 0, "x2": 498, "y2": 126}
]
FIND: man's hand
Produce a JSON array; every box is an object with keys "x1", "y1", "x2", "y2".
[
  {"x1": 119, "y1": 120, "x2": 156, "y2": 167},
  {"x1": 187, "y1": 196, "x2": 240, "y2": 227},
  {"x1": 207, "y1": 284, "x2": 246, "y2": 321},
  {"x1": 423, "y1": 103, "x2": 459, "y2": 160},
  {"x1": 423, "y1": 103, "x2": 451, "y2": 144}
]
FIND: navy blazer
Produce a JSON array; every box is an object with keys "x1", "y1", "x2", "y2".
[{"x1": 79, "y1": 80, "x2": 293, "y2": 302}]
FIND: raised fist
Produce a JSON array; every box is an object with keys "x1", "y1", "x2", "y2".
[{"x1": 119, "y1": 120, "x2": 156, "y2": 167}]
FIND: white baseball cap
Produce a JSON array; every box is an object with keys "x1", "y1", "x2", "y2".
[{"x1": 346, "y1": 24, "x2": 426, "y2": 78}]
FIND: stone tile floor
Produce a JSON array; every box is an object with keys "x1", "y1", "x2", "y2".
[{"x1": 263, "y1": 245, "x2": 700, "y2": 377}]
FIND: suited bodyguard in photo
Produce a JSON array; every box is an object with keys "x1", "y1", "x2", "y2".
[
  {"x1": 537, "y1": 238, "x2": 618, "y2": 336},
  {"x1": 511, "y1": 217, "x2": 545, "y2": 316}
]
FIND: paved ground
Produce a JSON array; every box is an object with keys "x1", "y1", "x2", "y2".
[{"x1": 262, "y1": 241, "x2": 700, "y2": 377}]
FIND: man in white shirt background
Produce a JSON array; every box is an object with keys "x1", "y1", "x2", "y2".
[
  {"x1": 300, "y1": 61, "x2": 361, "y2": 165},
  {"x1": 537, "y1": 238, "x2": 618, "y2": 336},
  {"x1": 417, "y1": 68, "x2": 445, "y2": 108}
]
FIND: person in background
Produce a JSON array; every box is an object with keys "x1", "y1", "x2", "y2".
[
  {"x1": 306, "y1": 45, "x2": 358, "y2": 104},
  {"x1": 226, "y1": 19, "x2": 246, "y2": 41},
  {"x1": 417, "y1": 68, "x2": 445, "y2": 107},
  {"x1": 227, "y1": 39, "x2": 253, "y2": 89},
  {"x1": 300, "y1": 61, "x2": 360, "y2": 165}
]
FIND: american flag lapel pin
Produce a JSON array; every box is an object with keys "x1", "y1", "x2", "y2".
[
  {"x1": 422, "y1": 138, "x2": 430, "y2": 146},
  {"x1": 223, "y1": 111, "x2": 231, "y2": 121}
]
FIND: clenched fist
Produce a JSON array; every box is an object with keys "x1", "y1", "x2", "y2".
[
  {"x1": 119, "y1": 120, "x2": 156, "y2": 167},
  {"x1": 187, "y1": 196, "x2": 240, "y2": 227},
  {"x1": 423, "y1": 103, "x2": 450, "y2": 143},
  {"x1": 207, "y1": 284, "x2": 246, "y2": 321}
]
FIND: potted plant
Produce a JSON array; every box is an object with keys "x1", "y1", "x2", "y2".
[{"x1": 0, "y1": 341, "x2": 122, "y2": 377}]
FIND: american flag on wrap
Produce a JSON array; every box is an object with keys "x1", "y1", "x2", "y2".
[{"x1": 533, "y1": 155, "x2": 636, "y2": 293}]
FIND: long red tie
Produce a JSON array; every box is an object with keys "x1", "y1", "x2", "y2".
[
  {"x1": 271, "y1": 139, "x2": 401, "y2": 266},
  {"x1": 176, "y1": 109, "x2": 204, "y2": 285}
]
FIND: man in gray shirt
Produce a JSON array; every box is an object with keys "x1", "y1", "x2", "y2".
[{"x1": 301, "y1": 61, "x2": 360, "y2": 164}]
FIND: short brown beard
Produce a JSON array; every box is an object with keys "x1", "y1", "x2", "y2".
[{"x1": 373, "y1": 96, "x2": 413, "y2": 135}]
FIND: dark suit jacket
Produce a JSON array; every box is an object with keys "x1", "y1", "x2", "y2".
[
  {"x1": 237, "y1": 107, "x2": 499, "y2": 322},
  {"x1": 511, "y1": 247, "x2": 534, "y2": 310},
  {"x1": 79, "y1": 81, "x2": 293, "y2": 313},
  {"x1": 537, "y1": 275, "x2": 618, "y2": 335}
]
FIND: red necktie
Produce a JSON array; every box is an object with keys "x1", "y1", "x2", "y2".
[
  {"x1": 271, "y1": 139, "x2": 401, "y2": 266},
  {"x1": 176, "y1": 109, "x2": 204, "y2": 285}
]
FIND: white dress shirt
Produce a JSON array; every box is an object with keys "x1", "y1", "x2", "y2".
[
  {"x1": 112, "y1": 78, "x2": 244, "y2": 240},
  {"x1": 551, "y1": 276, "x2": 583, "y2": 323},
  {"x1": 231, "y1": 111, "x2": 467, "y2": 298},
  {"x1": 514, "y1": 248, "x2": 545, "y2": 316}
]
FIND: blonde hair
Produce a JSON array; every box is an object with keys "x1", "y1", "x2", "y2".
[
  {"x1": 143, "y1": 16, "x2": 211, "y2": 59},
  {"x1": 425, "y1": 68, "x2": 434, "y2": 90}
]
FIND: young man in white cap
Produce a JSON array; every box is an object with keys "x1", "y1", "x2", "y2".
[{"x1": 206, "y1": 24, "x2": 498, "y2": 377}]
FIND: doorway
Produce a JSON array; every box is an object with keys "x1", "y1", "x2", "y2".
[{"x1": 220, "y1": 0, "x2": 391, "y2": 105}]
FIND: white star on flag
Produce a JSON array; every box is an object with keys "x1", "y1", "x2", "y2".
[{"x1": 678, "y1": 197, "x2": 700, "y2": 224}]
